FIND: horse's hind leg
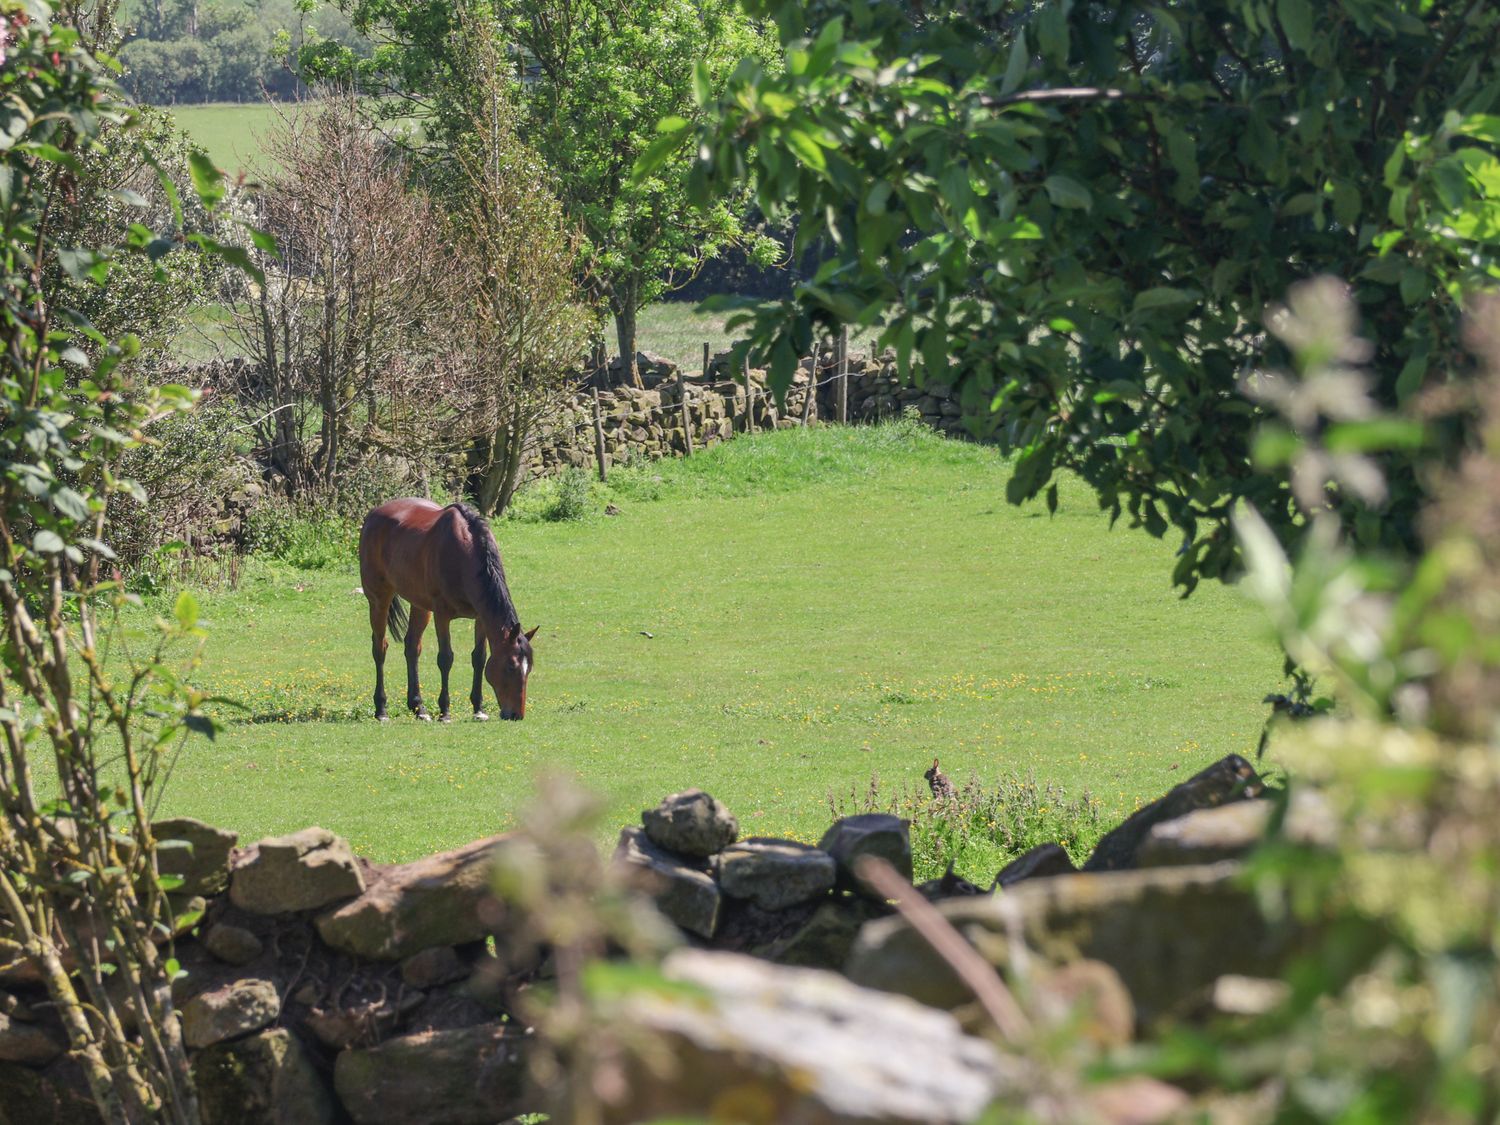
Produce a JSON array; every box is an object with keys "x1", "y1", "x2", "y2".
[
  {"x1": 434, "y1": 614, "x2": 455, "y2": 722},
  {"x1": 368, "y1": 591, "x2": 392, "y2": 721},
  {"x1": 405, "y1": 606, "x2": 432, "y2": 720},
  {"x1": 470, "y1": 620, "x2": 489, "y2": 721}
]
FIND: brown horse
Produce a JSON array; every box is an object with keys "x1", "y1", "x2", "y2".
[{"x1": 359, "y1": 499, "x2": 537, "y2": 721}]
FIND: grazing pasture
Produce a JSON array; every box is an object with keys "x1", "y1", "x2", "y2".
[
  {"x1": 143, "y1": 422, "x2": 1281, "y2": 868},
  {"x1": 170, "y1": 102, "x2": 287, "y2": 176}
]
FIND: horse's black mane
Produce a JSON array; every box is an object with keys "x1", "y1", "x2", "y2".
[{"x1": 451, "y1": 503, "x2": 519, "y2": 628}]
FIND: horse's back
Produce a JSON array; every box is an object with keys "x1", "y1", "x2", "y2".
[
  {"x1": 362, "y1": 497, "x2": 444, "y2": 536},
  {"x1": 360, "y1": 498, "x2": 447, "y2": 589}
]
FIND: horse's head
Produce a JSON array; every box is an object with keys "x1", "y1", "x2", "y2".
[{"x1": 488, "y1": 623, "x2": 538, "y2": 720}]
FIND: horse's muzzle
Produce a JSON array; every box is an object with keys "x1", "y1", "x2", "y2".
[{"x1": 499, "y1": 708, "x2": 523, "y2": 721}]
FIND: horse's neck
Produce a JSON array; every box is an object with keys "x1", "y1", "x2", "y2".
[{"x1": 471, "y1": 575, "x2": 519, "y2": 638}]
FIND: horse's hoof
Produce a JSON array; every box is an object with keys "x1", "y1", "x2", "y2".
[
  {"x1": 438, "y1": 713, "x2": 452, "y2": 723},
  {"x1": 376, "y1": 714, "x2": 389, "y2": 723},
  {"x1": 415, "y1": 712, "x2": 432, "y2": 722},
  {"x1": 474, "y1": 711, "x2": 489, "y2": 722}
]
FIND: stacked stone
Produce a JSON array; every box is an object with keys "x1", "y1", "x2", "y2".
[
  {"x1": 0, "y1": 755, "x2": 1328, "y2": 1125},
  {"x1": 813, "y1": 348, "x2": 969, "y2": 437},
  {"x1": 614, "y1": 788, "x2": 914, "y2": 972},
  {"x1": 0, "y1": 823, "x2": 536, "y2": 1125}
]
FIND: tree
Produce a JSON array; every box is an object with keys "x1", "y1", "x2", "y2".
[
  {"x1": 442, "y1": 32, "x2": 594, "y2": 516},
  {"x1": 303, "y1": 0, "x2": 777, "y2": 386},
  {"x1": 220, "y1": 92, "x2": 453, "y2": 497},
  {"x1": 669, "y1": 0, "x2": 1500, "y2": 591},
  {"x1": 1, "y1": 3, "x2": 248, "y2": 1121}
]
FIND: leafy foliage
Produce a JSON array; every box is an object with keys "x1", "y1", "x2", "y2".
[
  {"x1": 671, "y1": 0, "x2": 1500, "y2": 592},
  {"x1": 303, "y1": 0, "x2": 778, "y2": 382},
  {"x1": 0, "y1": 4, "x2": 256, "y2": 1120},
  {"x1": 116, "y1": 0, "x2": 369, "y2": 103},
  {"x1": 440, "y1": 40, "x2": 595, "y2": 516}
]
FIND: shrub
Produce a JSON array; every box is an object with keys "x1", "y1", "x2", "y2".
[
  {"x1": 831, "y1": 771, "x2": 1106, "y2": 885},
  {"x1": 242, "y1": 495, "x2": 360, "y2": 570},
  {"x1": 111, "y1": 397, "x2": 246, "y2": 570},
  {"x1": 543, "y1": 466, "x2": 594, "y2": 522}
]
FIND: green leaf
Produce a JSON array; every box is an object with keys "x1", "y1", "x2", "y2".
[
  {"x1": 1037, "y1": 0, "x2": 1071, "y2": 67},
  {"x1": 921, "y1": 324, "x2": 948, "y2": 384},
  {"x1": 52, "y1": 487, "x2": 90, "y2": 521},
  {"x1": 631, "y1": 129, "x2": 689, "y2": 183},
  {"x1": 184, "y1": 713, "x2": 217, "y2": 741},
  {"x1": 1324, "y1": 418, "x2": 1424, "y2": 454},
  {"x1": 785, "y1": 128, "x2": 828, "y2": 172},
  {"x1": 1276, "y1": 0, "x2": 1314, "y2": 52},
  {"x1": 174, "y1": 590, "x2": 200, "y2": 631},
  {"x1": 1399, "y1": 265, "x2": 1430, "y2": 305},
  {"x1": 21, "y1": 143, "x2": 82, "y2": 173},
  {"x1": 1455, "y1": 114, "x2": 1500, "y2": 145},
  {"x1": 1043, "y1": 174, "x2": 1092, "y2": 211},
  {"x1": 187, "y1": 150, "x2": 225, "y2": 210},
  {"x1": 1166, "y1": 128, "x2": 1199, "y2": 203},
  {"x1": 1133, "y1": 287, "x2": 1199, "y2": 314},
  {"x1": 1331, "y1": 181, "x2": 1361, "y2": 228},
  {"x1": 33, "y1": 530, "x2": 65, "y2": 554},
  {"x1": 691, "y1": 61, "x2": 713, "y2": 107},
  {"x1": 1000, "y1": 28, "x2": 1029, "y2": 96}
]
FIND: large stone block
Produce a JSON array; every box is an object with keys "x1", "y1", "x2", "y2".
[
  {"x1": 642, "y1": 789, "x2": 739, "y2": 858},
  {"x1": 614, "y1": 826, "x2": 720, "y2": 939},
  {"x1": 1082, "y1": 754, "x2": 1262, "y2": 871},
  {"x1": 230, "y1": 827, "x2": 365, "y2": 915},
  {"x1": 154, "y1": 817, "x2": 237, "y2": 897},
  {"x1": 315, "y1": 835, "x2": 509, "y2": 961},
  {"x1": 719, "y1": 838, "x2": 836, "y2": 912},
  {"x1": 588, "y1": 949, "x2": 1010, "y2": 1125},
  {"x1": 0, "y1": 1013, "x2": 63, "y2": 1065},
  {"x1": 181, "y1": 978, "x2": 281, "y2": 1049},
  {"x1": 193, "y1": 1028, "x2": 336, "y2": 1125},
  {"x1": 333, "y1": 1023, "x2": 529, "y2": 1125},
  {"x1": 0, "y1": 1060, "x2": 94, "y2": 1125},
  {"x1": 818, "y1": 814, "x2": 911, "y2": 894},
  {"x1": 848, "y1": 861, "x2": 1299, "y2": 1027},
  {"x1": 993, "y1": 842, "x2": 1076, "y2": 889}
]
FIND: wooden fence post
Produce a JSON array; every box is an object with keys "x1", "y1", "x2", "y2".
[
  {"x1": 743, "y1": 366, "x2": 756, "y2": 434},
  {"x1": 800, "y1": 354, "x2": 815, "y2": 426},
  {"x1": 592, "y1": 388, "x2": 608, "y2": 482},
  {"x1": 702, "y1": 341, "x2": 710, "y2": 378},
  {"x1": 836, "y1": 326, "x2": 850, "y2": 425},
  {"x1": 679, "y1": 369, "x2": 694, "y2": 457}
]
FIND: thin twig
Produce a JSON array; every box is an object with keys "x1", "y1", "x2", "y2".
[{"x1": 854, "y1": 855, "x2": 1031, "y2": 1042}]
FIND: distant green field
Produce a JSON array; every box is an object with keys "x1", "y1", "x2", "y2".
[
  {"x1": 170, "y1": 102, "x2": 286, "y2": 178},
  {"x1": 131, "y1": 422, "x2": 1284, "y2": 873}
]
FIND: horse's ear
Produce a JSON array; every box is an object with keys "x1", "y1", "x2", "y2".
[
  {"x1": 524, "y1": 625, "x2": 539, "y2": 642},
  {"x1": 503, "y1": 623, "x2": 519, "y2": 644}
]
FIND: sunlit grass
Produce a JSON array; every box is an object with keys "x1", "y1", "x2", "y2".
[{"x1": 136, "y1": 422, "x2": 1283, "y2": 876}]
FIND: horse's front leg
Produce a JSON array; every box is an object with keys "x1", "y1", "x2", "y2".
[
  {"x1": 405, "y1": 607, "x2": 432, "y2": 720},
  {"x1": 368, "y1": 594, "x2": 391, "y2": 721},
  {"x1": 470, "y1": 620, "x2": 489, "y2": 721},
  {"x1": 434, "y1": 614, "x2": 455, "y2": 722}
]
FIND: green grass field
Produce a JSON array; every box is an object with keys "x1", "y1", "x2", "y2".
[
  {"x1": 170, "y1": 103, "x2": 287, "y2": 178},
  {"x1": 136, "y1": 422, "x2": 1283, "y2": 872}
]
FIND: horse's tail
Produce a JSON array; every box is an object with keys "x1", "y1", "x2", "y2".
[{"x1": 387, "y1": 596, "x2": 409, "y2": 642}]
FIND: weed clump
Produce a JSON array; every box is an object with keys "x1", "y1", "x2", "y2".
[
  {"x1": 831, "y1": 770, "x2": 1105, "y2": 884},
  {"x1": 543, "y1": 467, "x2": 593, "y2": 522}
]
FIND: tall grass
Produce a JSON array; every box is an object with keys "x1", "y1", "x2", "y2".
[{"x1": 831, "y1": 770, "x2": 1107, "y2": 884}]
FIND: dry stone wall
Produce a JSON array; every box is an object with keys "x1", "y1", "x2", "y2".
[
  {"x1": 530, "y1": 345, "x2": 976, "y2": 478},
  {"x1": 0, "y1": 756, "x2": 1326, "y2": 1124}
]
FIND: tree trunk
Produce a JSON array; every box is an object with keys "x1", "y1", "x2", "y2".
[
  {"x1": 612, "y1": 277, "x2": 641, "y2": 389},
  {"x1": 472, "y1": 402, "x2": 529, "y2": 518}
]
